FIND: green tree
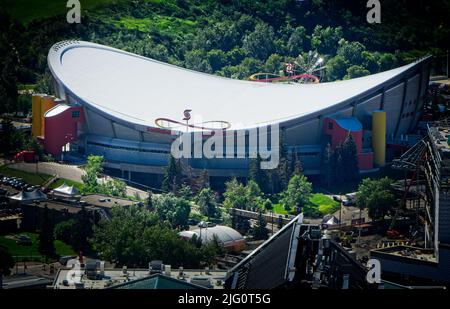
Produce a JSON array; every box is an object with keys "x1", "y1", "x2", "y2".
[
  {"x1": 154, "y1": 193, "x2": 191, "y2": 229},
  {"x1": 252, "y1": 211, "x2": 269, "y2": 240},
  {"x1": 337, "y1": 40, "x2": 367, "y2": 66},
  {"x1": 0, "y1": 245, "x2": 14, "y2": 289},
  {"x1": 264, "y1": 53, "x2": 284, "y2": 74},
  {"x1": 341, "y1": 134, "x2": 359, "y2": 181},
  {"x1": 72, "y1": 205, "x2": 95, "y2": 253},
  {"x1": 81, "y1": 155, "x2": 104, "y2": 193},
  {"x1": 184, "y1": 49, "x2": 212, "y2": 73},
  {"x1": 242, "y1": 22, "x2": 275, "y2": 60},
  {"x1": 223, "y1": 178, "x2": 248, "y2": 209},
  {"x1": 54, "y1": 219, "x2": 76, "y2": 245},
  {"x1": 322, "y1": 142, "x2": 333, "y2": 188},
  {"x1": 146, "y1": 191, "x2": 154, "y2": 211},
  {"x1": 248, "y1": 155, "x2": 266, "y2": 191},
  {"x1": 178, "y1": 184, "x2": 193, "y2": 200},
  {"x1": 101, "y1": 178, "x2": 127, "y2": 197},
  {"x1": 326, "y1": 55, "x2": 349, "y2": 81},
  {"x1": 90, "y1": 205, "x2": 217, "y2": 268},
  {"x1": 356, "y1": 177, "x2": 396, "y2": 221},
  {"x1": 346, "y1": 65, "x2": 371, "y2": 79},
  {"x1": 207, "y1": 49, "x2": 228, "y2": 71},
  {"x1": 281, "y1": 175, "x2": 313, "y2": 211},
  {"x1": 196, "y1": 188, "x2": 218, "y2": 219},
  {"x1": 287, "y1": 26, "x2": 306, "y2": 57},
  {"x1": 38, "y1": 205, "x2": 56, "y2": 260},
  {"x1": 246, "y1": 180, "x2": 263, "y2": 211},
  {"x1": 311, "y1": 25, "x2": 343, "y2": 55},
  {"x1": 162, "y1": 155, "x2": 182, "y2": 193}
]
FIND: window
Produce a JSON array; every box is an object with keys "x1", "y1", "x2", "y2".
[
  {"x1": 328, "y1": 122, "x2": 333, "y2": 130},
  {"x1": 72, "y1": 110, "x2": 80, "y2": 118}
]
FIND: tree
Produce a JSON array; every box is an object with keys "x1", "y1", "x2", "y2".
[
  {"x1": 311, "y1": 26, "x2": 343, "y2": 55},
  {"x1": 178, "y1": 184, "x2": 193, "y2": 201},
  {"x1": 281, "y1": 175, "x2": 313, "y2": 211},
  {"x1": 346, "y1": 65, "x2": 371, "y2": 79},
  {"x1": 264, "y1": 54, "x2": 284, "y2": 74},
  {"x1": 246, "y1": 180, "x2": 263, "y2": 211},
  {"x1": 72, "y1": 206, "x2": 95, "y2": 252},
  {"x1": 322, "y1": 142, "x2": 333, "y2": 188},
  {"x1": 197, "y1": 169, "x2": 210, "y2": 190},
  {"x1": 248, "y1": 155, "x2": 266, "y2": 191},
  {"x1": 162, "y1": 155, "x2": 182, "y2": 193},
  {"x1": 337, "y1": 40, "x2": 367, "y2": 66},
  {"x1": 341, "y1": 134, "x2": 359, "y2": 181},
  {"x1": 154, "y1": 193, "x2": 191, "y2": 229},
  {"x1": 38, "y1": 205, "x2": 56, "y2": 260},
  {"x1": 223, "y1": 178, "x2": 248, "y2": 209},
  {"x1": 54, "y1": 219, "x2": 76, "y2": 245},
  {"x1": 356, "y1": 177, "x2": 396, "y2": 221},
  {"x1": 242, "y1": 22, "x2": 275, "y2": 60},
  {"x1": 184, "y1": 49, "x2": 213, "y2": 73},
  {"x1": 290, "y1": 151, "x2": 303, "y2": 177},
  {"x1": 90, "y1": 204, "x2": 218, "y2": 268},
  {"x1": 196, "y1": 188, "x2": 218, "y2": 219},
  {"x1": 146, "y1": 191, "x2": 154, "y2": 211},
  {"x1": 287, "y1": 26, "x2": 306, "y2": 57},
  {"x1": 252, "y1": 211, "x2": 269, "y2": 240},
  {"x1": 326, "y1": 55, "x2": 349, "y2": 81},
  {"x1": 207, "y1": 49, "x2": 228, "y2": 71},
  {"x1": 101, "y1": 178, "x2": 127, "y2": 197},
  {"x1": 0, "y1": 245, "x2": 14, "y2": 289},
  {"x1": 81, "y1": 155, "x2": 104, "y2": 193},
  {"x1": 264, "y1": 199, "x2": 273, "y2": 212}
]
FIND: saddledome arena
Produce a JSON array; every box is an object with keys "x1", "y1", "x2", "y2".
[{"x1": 34, "y1": 40, "x2": 431, "y2": 187}]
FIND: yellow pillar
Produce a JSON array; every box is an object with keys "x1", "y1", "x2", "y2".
[
  {"x1": 372, "y1": 110, "x2": 386, "y2": 167},
  {"x1": 40, "y1": 95, "x2": 56, "y2": 136},
  {"x1": 31, "y1": 94, "x2": 42, "y2": 137}
]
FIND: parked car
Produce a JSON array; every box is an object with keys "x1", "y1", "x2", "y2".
[
  {"x1": 198, "y1": 221, "x2": 215, "y2": 228},
  {"x1": 342, "y1": 199, "x2": 356, "y2": 206},
  {"x1": 332, "y1": 195, "x2": 342, "y2": 202},
  {"x1": 16, "y1": 235, "x2": 32, "y2": 246},
  {"x1": 188, "y1": 218, "x2": 199, "y2": 226}
]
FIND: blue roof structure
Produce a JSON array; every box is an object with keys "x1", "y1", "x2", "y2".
[{"x1": 334, "y1": 117, "x2": 363, "y2": 132}]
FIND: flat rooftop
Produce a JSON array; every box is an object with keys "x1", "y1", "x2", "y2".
[
  {"x1": 48, "y1": 41, "x2": 427, "y2": 130},
  {"x1": 81, "y1": 194, "x2": 135, "y2": 208},
  {"x1": 53, "y1": 268, "x2": 227, "y2": 289},
  {"x1": 371, "y1": 245, "x2": 437, "y2": 264}
]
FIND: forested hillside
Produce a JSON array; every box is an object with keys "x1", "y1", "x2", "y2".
[{"x1": 1, "y1": 0, "x2": 449, "y2": 115}]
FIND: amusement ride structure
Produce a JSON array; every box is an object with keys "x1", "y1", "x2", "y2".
[{"x1": 249, "y1": 51, "x2": 326, "y2": 84}]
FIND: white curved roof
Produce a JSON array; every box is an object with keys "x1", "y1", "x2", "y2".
[
  {"x1": 48, "y1": 41, "x2": 424, "y2": 130},
  {"x1": 180, "y1": 225, "x2": 244, "y2": 245}
]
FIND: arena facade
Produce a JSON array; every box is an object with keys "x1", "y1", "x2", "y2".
[{"x1": 35, "y1": 41, "x2": 431, "y2": 187}]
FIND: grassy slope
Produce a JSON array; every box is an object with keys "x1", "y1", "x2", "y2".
[
  {"x1": 0, "y1": 165, "x2": 51, "y2": 185},
  {"x1": 272, "y1": 193, "x2": 340, "y2": 216},
  {"x1": 0, "y1": 232, "x2": 76, "y2": 261},
  {"x1": 0, "y1": 165, "x2": 83, "y2": 189}
]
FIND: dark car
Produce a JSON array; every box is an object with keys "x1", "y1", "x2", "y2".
[
  {"x1": 188, "y1": 218, "x2": 199, "y2": 226},
  {"x1": 16, "y1": 235, "x2": 32, "y2": 246}
]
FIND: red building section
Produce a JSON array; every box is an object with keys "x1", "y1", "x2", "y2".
[
  {"x1": 323, "y1": 117, "x2": 373, "y2": 170},
  {"x1": 43, "y1": 105, "x2": 85, "y2": 156}
]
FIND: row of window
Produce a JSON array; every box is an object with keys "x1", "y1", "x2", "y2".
[{"x1": 87, "y1": 141, "x2": 170, "y2": 154}]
